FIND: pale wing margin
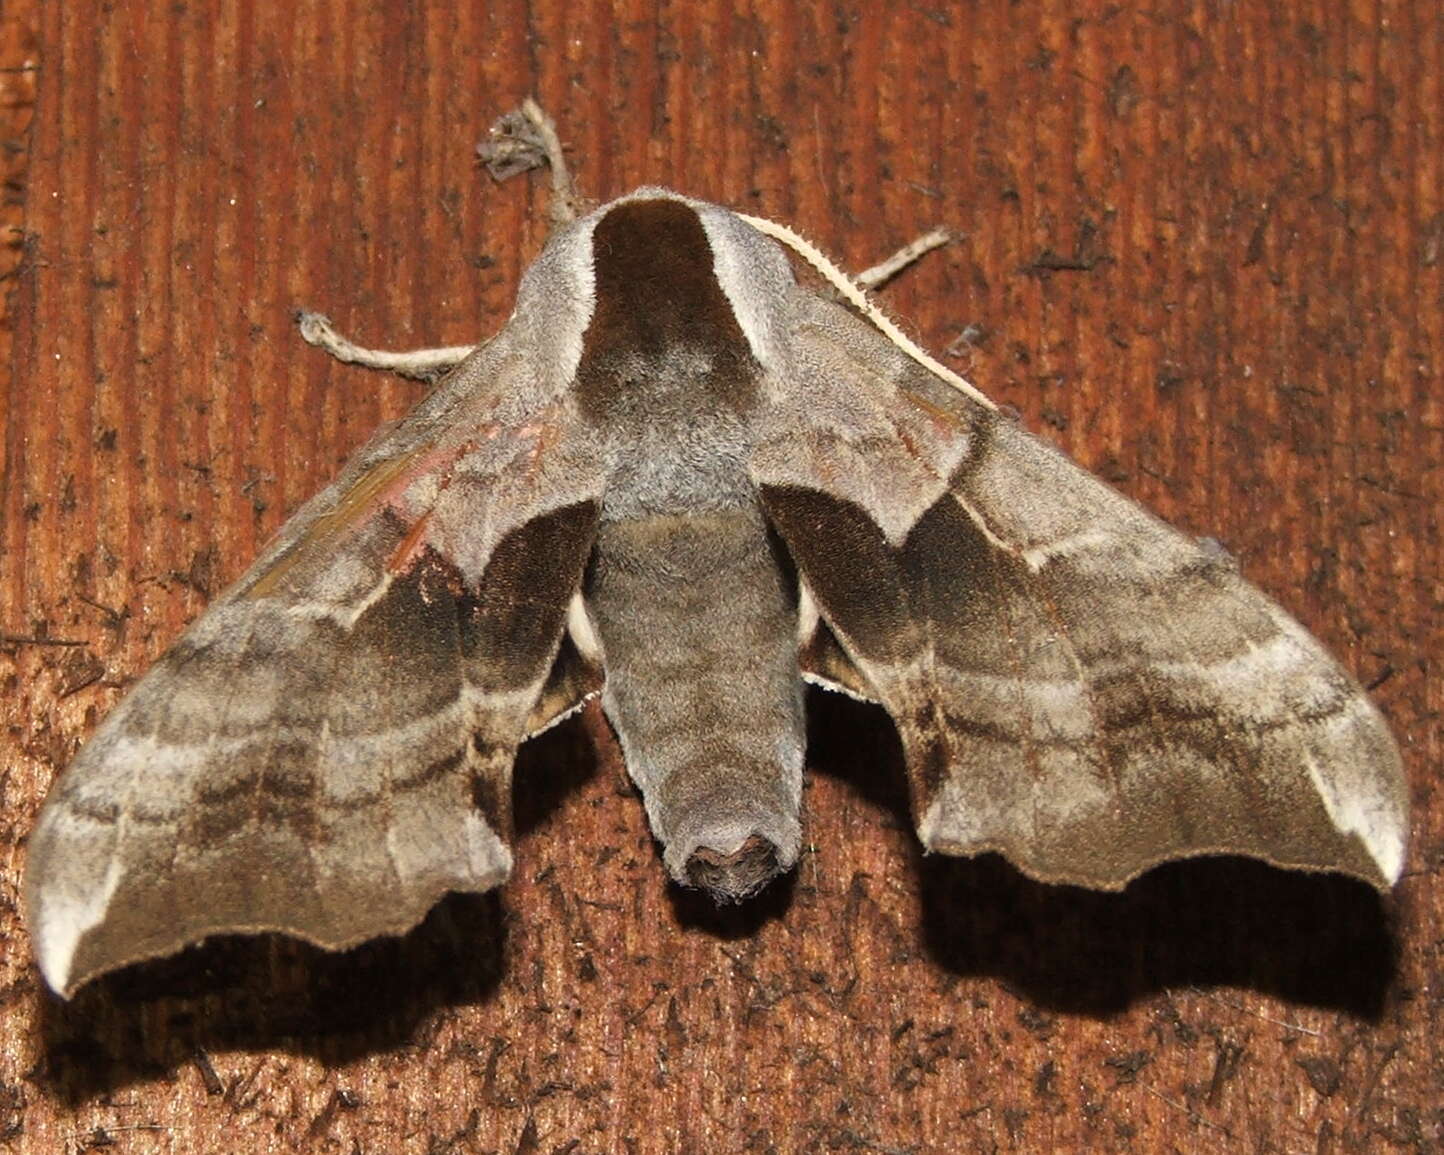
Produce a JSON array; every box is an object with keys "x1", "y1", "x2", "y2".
[
  {"x1": 24, "y1": 324, "x2": 606, "y2": 998},
  {"x1": 758, "y1": 290, "x2": 1408, "y2": 892}
]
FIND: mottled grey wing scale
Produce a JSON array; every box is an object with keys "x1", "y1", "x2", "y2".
[
  {"x1": 25, "y1": 328, "x2": 604, "y2": 997},
  {"x1": 758, "y1": 292, "x2": 1407, "y2": 892}
]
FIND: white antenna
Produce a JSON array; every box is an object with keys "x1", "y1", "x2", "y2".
[{"x1": 737, "y1": 212, "x2": 997, "y2": 413}]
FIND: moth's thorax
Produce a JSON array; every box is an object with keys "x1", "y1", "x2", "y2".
[
  {"x1": 578, "y1": 197, "x2": 766, "y2": 521},
  {"x1": 577, "y1": 198, "x2": 760, "y2": 418}
]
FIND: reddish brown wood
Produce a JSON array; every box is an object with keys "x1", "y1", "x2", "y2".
[{"x1": 1, "y1": 1, "x2": 1439, "y2": 1150}]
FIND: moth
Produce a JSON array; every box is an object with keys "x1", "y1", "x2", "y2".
[{"x1": 25, "y1": 162, "x2": 1409, "y2": 999}]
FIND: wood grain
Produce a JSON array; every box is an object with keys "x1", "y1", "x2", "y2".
[{"x1": 1, "y1": 0, "x2": 1438, "y2": 1150}]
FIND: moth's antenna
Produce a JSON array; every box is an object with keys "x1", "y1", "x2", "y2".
[{"x1": 737, "y1": 212, "x2": 998, "y2": 414}]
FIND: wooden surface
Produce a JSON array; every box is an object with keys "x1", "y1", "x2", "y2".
[{"x1": 1, "y1": 1, "x2": 1439, "y2": 1151}]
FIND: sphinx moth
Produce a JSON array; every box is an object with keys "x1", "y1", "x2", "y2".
[{"x1": 24, "y1": 178, "x2": 1408, "y2": 998}]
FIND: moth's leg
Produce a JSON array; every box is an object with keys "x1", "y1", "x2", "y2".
[
  {"x1": 479, "y1": 97, "x2": 585, "y2": 227},
  {"x1": 295, "y1": 312, "x2": 478, "y2": 382},
  {"x1": 298, "y1": 101, "x2": 586, "y2": 382},
  {"x1": 853, "y1": 226, "x2": 954, "y2": 290},
  {"x1": 297, "y1": 215, "x2": 954, "y2": 382}
]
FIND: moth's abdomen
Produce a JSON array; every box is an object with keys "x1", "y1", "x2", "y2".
[{"x1": 585, "y1": 507, "x2": 804, "y2": 901}]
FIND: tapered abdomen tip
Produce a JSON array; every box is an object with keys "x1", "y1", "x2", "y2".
[{"x1": 685, "y1": 835, "x2": 783, "y2": 903}]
